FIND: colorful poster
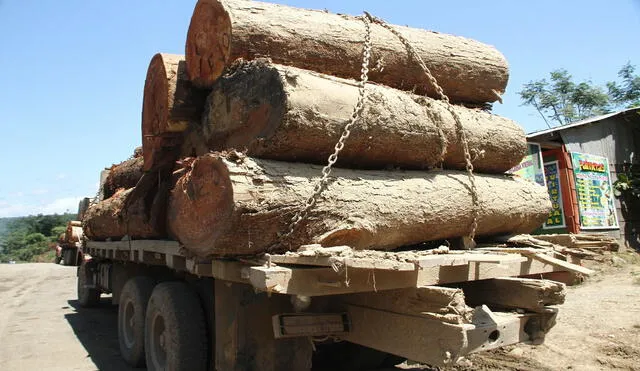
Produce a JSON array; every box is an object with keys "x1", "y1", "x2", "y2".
[
  {"x1": 507, "y1": 143, "x2": 546, "y2": 186},
  {"x1": 570, "y1": 152, "x2": 619, "y2": 229},
  {"x1": 543, "y1": 161, "x2": 566, "y2": 229}
]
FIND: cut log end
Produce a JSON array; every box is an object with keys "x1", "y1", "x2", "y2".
[
  {"x1": 142, "y1": 53, "x2": 172, "y2": 171},
  {"x1": 142, "y1": 53, "x2": 208, "y2": 171},
  {"x1": 186, "y1": 0, "x2": 232, "y2": 87},
  {"x1": 168, "y1": 155, "x2": 234, "y2": 248}
]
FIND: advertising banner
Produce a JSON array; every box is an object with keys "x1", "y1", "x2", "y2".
[
  {"x1": 570, "y1": 152, "x2": 619, "y2": 229},
  {"x1": 542, "y1": 161, "x2": 566, "y2": 229}
]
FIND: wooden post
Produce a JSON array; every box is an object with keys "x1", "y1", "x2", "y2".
[{"x1": 214, "y1": 280, "x2": 312, "y2": 371}]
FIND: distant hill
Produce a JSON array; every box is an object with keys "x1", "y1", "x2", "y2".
[
  {"x1": 0, "y1": 217, "x2": 19, "y2": 237},
  {"x1": 0, "y1": 213, "x2": 76, "y2": 260}
]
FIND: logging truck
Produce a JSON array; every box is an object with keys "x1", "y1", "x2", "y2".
[
  {"x1": 75, "y1": 193, "x2": 588, "y2": 371},
  {"x1": 73, "y1": 1, "x2": 592, "y2": 370}
]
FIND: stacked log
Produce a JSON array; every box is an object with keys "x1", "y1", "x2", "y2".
[
  {"x1": 190, "y1": 59, "x2": 524, "y2": 173},
  {"x1": 142, "y1": 53, "x2": 208, "y2": 171},
  {"x1": 167, "y1": 152, "x2": 551, "y2": 257},
  {"x1": 103, "y1": 157, "x2": 144, "y2": 199},
  {"x1": 185, "y1": 0, "x2": 508, "y2": 104},
  {"x1": 83, "y1": 0, "x2": 552, "y2": 256},
  {"x1": 65, "y1": 221, "x2": 83, "y2": 244},
  {"x1": 83, "y1": 188, "x2": 160, "y2": 241}
]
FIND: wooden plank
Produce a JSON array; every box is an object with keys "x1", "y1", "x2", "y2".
[
  {"x1": 457, "y1": 277, "x2": 566, "y2": 312},
  {"x1": 268, "y1": 254, "x2": 415, "y2": 271},
  {"x1": 341, "y1": 286, "x2": 472, "y2": 324},
  {"x1": 86, "y1": 240, "x2": 181, "y2": 255},
  {"x1": 529, "y1": 253, "x2": 594, "y2": 276},
  {"x1": 243, "y1": 256, "x2": 568, "y2": 296},
  {"x1": 343, "y1": 304, "x2": 467, "y2": 367}
]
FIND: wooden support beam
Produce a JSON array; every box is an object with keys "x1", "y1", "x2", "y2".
[
  {"x1": 241, "y1": 256, "x2": 568, "y2": 296},
  {"x1": 457, "y1": 277, "x2": 566, "y2": 312},
  {"x1": 214, "y1": 281, "x2": 312, "y2": 371},
  {"x1": 341, "y1": 286, "x2": 472, "y2": 324}
]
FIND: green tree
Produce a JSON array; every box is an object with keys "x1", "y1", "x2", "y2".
[
  {"x1": 519, "y1": 63, "x2": 639, "y2": 128},
  {"x1": 607, "y1": 62, "x2": 640, "y2": 108}
]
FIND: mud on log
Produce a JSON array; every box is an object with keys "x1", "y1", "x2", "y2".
[
  {"x1": 167, "y1": 152, "x2": 551, "y2": 257},
  {"x1": 192, "y1": 60, "x2": 526, "y2": 173},
  {"x1": 142, "y1": 53, "x2": 208, "y2": 171},
  {"x1": 103, "y1": 157, "x2": 144, "y2": 199},
  {"x1": 83, "y1": 189, "x2": 160, "y2": 241},
  {"x1": 186, "y1": 0, "x2": 509, "y2": 104}
]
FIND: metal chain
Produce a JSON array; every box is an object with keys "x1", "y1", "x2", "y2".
[
  {"x1": 274, "y1": 15, "x2": 373, "y2": 248},
  {"x1": 367, "y1": 13, "x2": 480, "y2": 241}
]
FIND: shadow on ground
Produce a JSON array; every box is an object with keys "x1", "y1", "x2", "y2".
[{"x1": 64, "y1": 298, "x2": 139, "y2": 371}]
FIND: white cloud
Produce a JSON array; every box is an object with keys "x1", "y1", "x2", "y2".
[
  {"x1": 56, "y1": 173, "x2": 67, "y2": 180},
  {"x1": 40, "y1": 197, "x2": 82, "y2": 215},
  {"x1": 0, "y1": 196, "x2": 82, "y2": 217},
  {"x1": 31, "y1": 188, "x2": 49, "y2": 195}
]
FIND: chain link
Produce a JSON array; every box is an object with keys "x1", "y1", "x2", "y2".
[
  {"x1": 274, "y1": 12, "x2": 480, "y2": 250},
  {"x1": 273, "y1": 15, "x2": 373, "y2": 248},
  {"x1": 367, "y1": 13, "x2": 479, "y2": 242}
]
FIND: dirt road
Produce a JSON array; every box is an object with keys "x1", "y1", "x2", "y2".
[
  {"x1": 0, "y1": 263, "x2": 135, "y2": 371},
  {"x1": 0, "y1": 259, "x2": 639, "y2": 371}
]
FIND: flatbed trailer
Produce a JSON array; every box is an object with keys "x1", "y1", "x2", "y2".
[{"x1": 79, "y1": 239, "x2": 586, "y2": 371}]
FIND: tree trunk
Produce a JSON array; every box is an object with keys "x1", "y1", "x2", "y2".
[
  {"x1": 186, "y1": 0, "x2": 508, "y2": 104},
  {"x1": 142, "y1": 53, "x2": 208, "y2": 171},
  {"x1": 191, "y1": 60, "x2": 525, "y2": 173},
  {"x1": 167, "y1": 152, "x2": 551, "y2": 257},
  {"x1": 83, "y1": 189, "x2": 160, "y2": 240},
  {"x1": 104, "y1": 157, "x2": 144, "y2": 199},
  {"x1": 186, "y1": 0, "x2": 509, "y2": 103}
]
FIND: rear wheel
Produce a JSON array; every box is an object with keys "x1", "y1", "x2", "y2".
[
  {"x1": 145, "y1": 282, "x2": 208, "y2": 371},
  {"x1": 118, "y1": 276, "x2": 155, "y2": 367},
  {"x1": 77, "y1": 262, "x2": 100, "y2": 307}
]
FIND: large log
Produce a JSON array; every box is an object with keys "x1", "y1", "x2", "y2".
[
  {"x1": 83, "y1": 189, "x2": 160, "y2": 241},
  {"x1": 167, "y1": 152, "x2": 551, "y2": 257},
  {"x1": 185, "y1": 0, "x2": 509, "y2": 104},
  {"x1": 194, "y1": 60, "x2": 526, "y2": 173},
  {"x1": 142, "y1": 53, "x2": 208, "y2": 171},
  {"x1": 103, "y1": 157, "x2": 144, "y2": 199}
]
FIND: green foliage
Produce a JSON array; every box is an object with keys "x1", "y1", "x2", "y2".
[
  {"x1": 613, "y1": 163, "x2": 640, "y2": 199},
  {"x1": 0, "y1": 213, "x2": 76, "y2": 263},
  {"x1": 519, "y1": 63, "x2": 639, "y2": 127},
  {"x1": 607, "y1": 63, "x2": 640, "y2": 108}
]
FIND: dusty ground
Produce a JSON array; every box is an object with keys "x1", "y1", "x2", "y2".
[{"x1": 0, "y1": 254, "x2": 638, "y2": 371}]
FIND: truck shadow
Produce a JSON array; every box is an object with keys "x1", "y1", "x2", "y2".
[{"x1": 64, "y1": 298, "x2": 140, "y2": 371}]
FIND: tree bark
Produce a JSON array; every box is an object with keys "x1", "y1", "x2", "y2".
[
  {"x1": 104, "y1": 157, "x2": 144, "y2": 199},
  {"x1": 83, "y1": 189, "x2": 161, "y2": 240},
  {"x1": 142, "y1": 53, "x2": 208, "y2": 171},
  {"x1": 193, "y1": 60, "x2": 525, "y2": 173},
  {"x1": 186, "y1": 0, "x2": 509, "y2": 104},
  {"x1": 167, "y1": 152, "x2": 551, "y2": 257}
]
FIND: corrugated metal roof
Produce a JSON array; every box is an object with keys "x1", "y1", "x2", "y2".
[{"x1": 526, "y1": 107, "x2": 640, "y2": 138}]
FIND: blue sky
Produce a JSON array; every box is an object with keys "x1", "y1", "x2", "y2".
[{"x1": 0, "y1": 0, "x2": 639, "y2": 217}]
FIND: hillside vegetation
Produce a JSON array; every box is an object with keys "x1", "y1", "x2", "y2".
[{"x1": 0, "y1": 214, "x2": 76, "y2": 262}]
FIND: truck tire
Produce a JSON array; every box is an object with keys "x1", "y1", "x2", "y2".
[
  {"x1": 145, "y1": 282, "x2": 208, "y2": 371},
  {"x1": 118, "y1": 276, "x2": 155, "y2": 367},
  {"x1": 77, "y1": 263, "x2": 100, "y2": 307},
  {"x1": 312, "y1": 341, "x2": 406, "y2": 371}
]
